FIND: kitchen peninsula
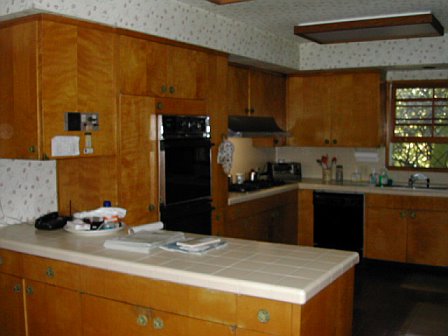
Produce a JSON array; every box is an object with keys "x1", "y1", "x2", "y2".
[{"x1": 0, "y1": 223, "x2": 358, "y2": 336}]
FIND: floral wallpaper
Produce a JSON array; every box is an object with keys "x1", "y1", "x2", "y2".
[{"x1": 0, "y1": 159, "x2": 57, "y2": 226}]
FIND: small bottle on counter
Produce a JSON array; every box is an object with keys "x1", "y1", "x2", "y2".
[
  {"x1": 103, "y1": 200, "x2": 112, "y2": 207},
  {"x1": 335, "y1": 165, "x2": 343, "y2": 183}
]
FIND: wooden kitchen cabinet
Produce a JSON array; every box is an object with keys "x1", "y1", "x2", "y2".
[
  {"x1": 119, "y1": 34, "x2": 208, "y2": 100},
  {"x1": 287, "y1": 71, "x2": 383, "y2": 147},
  {"x1": 227, "y1": 65, "x2": 286, "y2": 147},
  {"x1": 365, "y1": 194, "x2": 448, "y2": 266},
  {"x1": 0, "y1": 19, "x2": 39, "y2": 159},
  {"x1": 225, "y1": 191, "x2": 297, "y2": 244},
  {"x1": 118, "y1": 95, "x2": 159, "y2": 225},
  {"x1": 0, "y1": 16, "x2": 117, "y2": 159},
  {"x1": 298, "y1": 189, "x2": 314, "y2": 246}
]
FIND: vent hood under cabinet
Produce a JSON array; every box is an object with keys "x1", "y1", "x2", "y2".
[{"x1": 228, "y1": 116, "x2": 289, "y2": 138}]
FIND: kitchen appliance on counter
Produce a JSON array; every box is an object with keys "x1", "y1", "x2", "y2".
[
  {"x1": 159, "y1": 115, "x2": 212, "y2": 235},
  {"x1": 229, "y1": 179, "x2": 286, "y2": 193},
  {"x1": 267, "y1": 162, "x2": 302, "y2": 181}
]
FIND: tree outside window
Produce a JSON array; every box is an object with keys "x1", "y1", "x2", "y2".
[{"x1": 389, "y1": 81, "x2": 448, "y2": 169}]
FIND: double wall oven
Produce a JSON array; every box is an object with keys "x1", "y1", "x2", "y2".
[{"x1": 158, "y1": 115, "x2": 212, "y2": 235}]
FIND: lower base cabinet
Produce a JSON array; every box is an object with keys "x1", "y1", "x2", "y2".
[
  {"x1": 0, "y1": 249, "x2": 354, "y2": 336},
  {"x1": 365, "y1": 194, "x2": 448, "y2": 266},
  {"x1": 225, "y1": 191, "x2": 298, "y2": 244}
]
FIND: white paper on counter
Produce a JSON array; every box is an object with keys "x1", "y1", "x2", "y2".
[{"x1": 51, "y1": 136, "x2": 80, "y2": 157}]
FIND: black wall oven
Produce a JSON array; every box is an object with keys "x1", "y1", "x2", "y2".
[{"x1": 159, "y1": 115, "x2": 212, "y2": 235}]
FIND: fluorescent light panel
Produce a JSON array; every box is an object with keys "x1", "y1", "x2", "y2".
[
  {"x1": 208, "y1": 0, "x2": 252, "y2": 4},
  {"x1": 294, "y1": 12, "x2": 444, "y2": 44}
]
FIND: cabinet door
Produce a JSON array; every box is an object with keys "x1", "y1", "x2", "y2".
[
  {"x1": 407, "y1": 210, "x2": 448, "y2": 266},
  {"x1": 225, "y1": 212, "x2": 270, "y2": 242},
  {"x1": 331, "y1": 72, "x2": 382, "y2": 147},
  {"x1": 0, "y1": 273, "x2": 25, "y2": 336},
  {"x1": 147, "y1": 42, "x2": 208, "y2": 99},
  {"x1": 250, "y1": 70, "x2": 286, "y2": 121},
  {"x1": 298, "y1": 189, "x2": 314, "y2": 246},
  {"x1": 24, "y1": 279, "x2": 82, "y2": 336},
  {"x1": 364, "y1": 207, "x2": 407, "y2": 262},
  {"x1": 119, "y1": 95, "x2": 159, "y2": 225},
  {"x1": 0, "y1": 21, "x2": 39, "y2": 159},
  {"x1": 227, "y1": 65, "x2": 250, "y2": 116},
  {"x1": 286, "y1": 75, "x2": 331, "y2": 146}
]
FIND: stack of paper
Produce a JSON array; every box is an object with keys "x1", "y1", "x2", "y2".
[
  {"x1": 104, "y1": 230, "x2": 184, "y2": 253},
  {"x1": 161, "y1": 237, "x2": 227, "y2": 254}
]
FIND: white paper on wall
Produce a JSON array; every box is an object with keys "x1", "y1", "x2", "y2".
[{"x1": 51, "y1": 136, "x2": 80, "y2": 156}]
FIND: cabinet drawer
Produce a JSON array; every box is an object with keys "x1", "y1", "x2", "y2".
[
  {"x1": 81, "y1": 266, "x2": 237, "y2": 324},
  {"x1": 0, "y1": 249, "x2": 22, "y2": 276},
  {"x1": 237, "y1": 296, "x2": 291, "y2": 335},
  {"x1": 22, "y1": 254, "x2": 80, "y2": 290}
]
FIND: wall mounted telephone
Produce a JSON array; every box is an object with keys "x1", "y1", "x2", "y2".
[{"x1": 35, "y1": 212, "x2": 68, "y2": 230}]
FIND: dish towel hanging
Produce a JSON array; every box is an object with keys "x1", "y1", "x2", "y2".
[{"x1": 217, "y1": 139, "x2": 234, "y2": 175}]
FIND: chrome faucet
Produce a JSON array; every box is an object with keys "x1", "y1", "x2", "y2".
[{"x1": 408, "y1": 173, "x2": 430, "y2": 188}]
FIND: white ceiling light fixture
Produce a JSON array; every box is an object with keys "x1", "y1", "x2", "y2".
[{"x1": 294, "y1": 11, "x2": 444, "y2": 44}]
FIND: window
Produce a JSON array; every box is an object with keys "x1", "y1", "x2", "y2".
[{"x1": 388, "y1": 81, "x2": 448, "y2": 169}]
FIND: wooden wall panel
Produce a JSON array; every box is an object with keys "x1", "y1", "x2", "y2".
[{"x1": 57, "y1": 157, "x2": 118, "y2": 215}]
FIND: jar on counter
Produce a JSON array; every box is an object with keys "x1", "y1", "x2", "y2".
[{"x1": 336, "y1": 165, "x2": 343, "y2": 183}]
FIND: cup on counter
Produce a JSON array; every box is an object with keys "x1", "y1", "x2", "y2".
[
  {"x1": 322, "y1": 168, "x2": 331, "y2": 183},
  {"x1": 236, "y1": 173, "x2": 245, "y2": 184}
]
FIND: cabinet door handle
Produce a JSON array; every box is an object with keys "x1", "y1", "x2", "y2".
[
  {"x1": 409, "y1": 211, "x2": 416, "y2": 219},
  {"x1": 46, "y1": 266, "x2": 55, "y2": 278},
  {"x1": 26, "y1": 286, "x2": 34, "y2": 295},
  {"x1": 257, "y1": 309, "x2": 270, "y2": 323},
  {"x1": 161, "y1": 85, "x2": 167, "y2": 93},
  {"x1": 136, "y1": 314, "x2": 148, "y2": 327},
  {"x1": 156, "y1": 102, "x2": 164, "y2": 110},
  {"x1": 399, "y1": 210, "x2": 407, "y2": 218},
  {"x1": 153, "y1": 317, "x2": 164, "y2": 330},
  {"x1": 28, "y1": 145, "x2": 36, "y2": 153},
  {"x1": 148, "y1": 204, "x2": 156, "y2": 212},
  {"x1": 324, "y1": 139, "x2": 330, "y2": 144},
  {"x1": 332, "y1": 139, "x2": 337, "y2": 145},
  {"x1": 250, "y1": 108, "x2": 255, "y2": 115},
  {"x1": 169, "y1": 86, "x2": 175, "y2": 94},
  {"x1": 244, "y1": 108, "x2": 250, "y2": 115},
  {"x1": 13, "y1": 284, "x2": 22, "y2": 293}
]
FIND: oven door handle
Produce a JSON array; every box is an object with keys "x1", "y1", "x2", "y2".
[{"x1": 159, "y1": 145, "x2": 166, "y2": 207}]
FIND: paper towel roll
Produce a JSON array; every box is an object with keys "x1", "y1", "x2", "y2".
[{"x1": 128, "y1": 221, "x2": 164, "y2": 234}]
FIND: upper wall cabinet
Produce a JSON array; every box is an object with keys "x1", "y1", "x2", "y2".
[
  {"x1": 41, "y1": 21, "x2": 117, "y2": 158},
  {"x1": 0, "y1": 20, "x2": 39, "y2": 159},
  {"x1": 227, "y1": 65, "x2": 286, "y2": 125},
  {"x1": 119, "y1": 35, "x2": 208, "y2": 100},
  {"x1": 287, "y1": 71, "x2": 384, "y2": 147},
  {"x1": 0, "y1": 17, "x2": 117, "y2": 159}
]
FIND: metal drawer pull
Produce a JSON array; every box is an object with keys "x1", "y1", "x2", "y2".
[
  {"x1": 46, "y1": 266, "x2": 55, "y2": 278},
  {"x1": 257, "y1": 309, "x2": 270, "y2": 323},
  {"x1": 153, "y1": 317, "x2": 164, "y2": 329},
  {"x1": 136, "y1": 314, "x2": 148, "y2": 327},
  {"x1": 13, "y1": 284, "x2": 22, "y2": 293}
]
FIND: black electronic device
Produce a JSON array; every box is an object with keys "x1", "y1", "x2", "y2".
[{"x1": 35, "y1": 212, "x2": 68, "y2": 230}]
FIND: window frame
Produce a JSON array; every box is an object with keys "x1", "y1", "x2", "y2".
[{"x1": 387, "y1": 80, "x2": 448, "y2": 171}]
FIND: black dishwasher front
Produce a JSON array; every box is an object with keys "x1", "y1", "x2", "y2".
[{"x1": 313, "y1": 191, "x2": 364, "y2": 255}]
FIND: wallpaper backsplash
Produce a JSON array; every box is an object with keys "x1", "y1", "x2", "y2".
[
  {"x1": 0, "y1": 159, "x2": 57, "y2": 226},
  {"x1": 1, "y1": 0, "x2": 447, "y2": 71}
]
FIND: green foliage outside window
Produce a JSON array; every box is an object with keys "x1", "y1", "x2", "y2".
[{"x1": 389, "y1": 83, "x2": 448, "y2": 169}]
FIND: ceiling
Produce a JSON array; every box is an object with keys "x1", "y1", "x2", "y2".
[{"x1": 176, "y1": 0, "x2": 448, "y2": 44}]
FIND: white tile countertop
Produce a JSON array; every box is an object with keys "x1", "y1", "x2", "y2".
[
  {"x1": 0, "y1": 223, "x2": 358, "y2": 305},
  {"x1": 228, "y1": 178, "x2": 448, "y2": 205}
]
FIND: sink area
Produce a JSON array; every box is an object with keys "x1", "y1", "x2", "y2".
[{"x1": 380, "y1": 183, "x2": 448, "y2": 191}]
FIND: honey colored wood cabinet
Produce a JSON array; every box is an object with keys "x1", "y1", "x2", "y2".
[
  {"x1": 119, "y1": 34, "x2": 208, "y2": 100},
  {"x1": 287, "y1": 71, "x2": 383, "y2": 147},
  {"x1": 225, "y1": 191, "x2": 297, "y2": 244},
  {"x1": 118, "y1": 95, "x2": 159, "y2": 225},
  {"x1": 0, "y1": 20, "x2": 39, "y2": 159},
  {"x1": 0, "y1": 249, "x2": 354, "y2": 336},
  {"x1": 0, "y1": 16, "x2": 117, "y2": 160},
  {"x1": 365, "y1": 194, "x2": 448, "y2": 266},
  {"x1": 227, "y1": 65, "x2": 286, "y2": 147}
]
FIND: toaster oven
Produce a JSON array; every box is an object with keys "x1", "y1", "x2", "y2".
[{"x1": 268, "y1": 162, "x2": 302, "y2": 181}]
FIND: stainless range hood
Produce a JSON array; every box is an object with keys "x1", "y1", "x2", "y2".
[{"x1": 228, "y1": 116, "x2": 289, "y2": 138}]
